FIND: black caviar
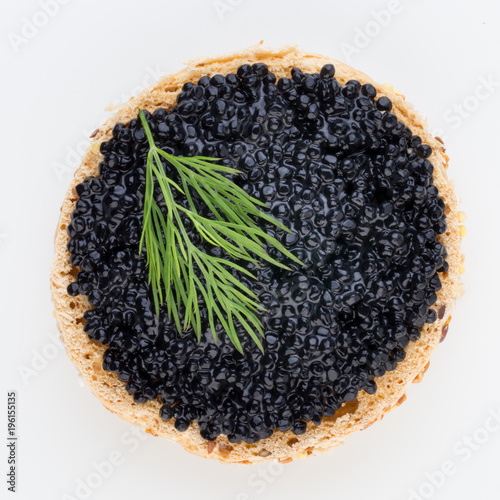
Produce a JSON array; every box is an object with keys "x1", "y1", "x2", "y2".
[{"x1": 67, "y1": 63, "x2": 447, "y2": 443}]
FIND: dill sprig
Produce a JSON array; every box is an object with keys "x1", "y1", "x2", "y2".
[{"x1": 138, "y1": 109, "x2": 302, "y2": 353}]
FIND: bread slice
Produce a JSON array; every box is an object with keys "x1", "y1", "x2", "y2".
[{"x1": 50, "y1": 44, "x2": 462, "y2": 464}]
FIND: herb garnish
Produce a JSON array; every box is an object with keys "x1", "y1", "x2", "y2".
[{"x1": 138, "y1": 110, "x2": 302, "y2": 352}]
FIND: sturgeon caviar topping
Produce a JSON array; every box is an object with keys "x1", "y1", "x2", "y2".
[
  {"x1": 137, "y1": 110, "x2": 302, "y2": 352},
  {"x1": 67, "y1": 63, "x2": 447, "y2": 443}
]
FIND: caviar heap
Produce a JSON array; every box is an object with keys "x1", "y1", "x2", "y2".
[{"x1": 67, "y1": 63, "x2": 448, "y2": 443}]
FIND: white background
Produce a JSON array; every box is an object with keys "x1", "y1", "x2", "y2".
[{"x1": 1, "y1": 0, "x2": 499, "y2": 499}]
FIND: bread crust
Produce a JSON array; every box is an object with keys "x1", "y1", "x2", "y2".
[{"x1": 50, "y1": 44, "x2": 462, "y2": 464}]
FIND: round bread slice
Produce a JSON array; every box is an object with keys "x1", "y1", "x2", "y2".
[{"x1": 51, "y1": 44, "x2": 462, "y2": 464}]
